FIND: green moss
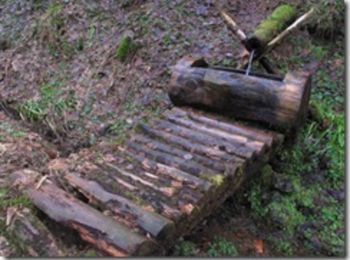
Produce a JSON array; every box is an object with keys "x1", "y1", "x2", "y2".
[
  {"x1": 203, "y1": 174, "x2": 224, "y2": 186},
  {"x1": 254, "y1": 4, "x2": 297, "y2": 44},
  {"x1": 115, "y1": 36, "x2": 139, "y2": 62}
]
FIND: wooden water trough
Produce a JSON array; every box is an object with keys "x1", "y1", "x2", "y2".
[{"x1": 10, "y1": 58, "x2": 311, "y2": 256}]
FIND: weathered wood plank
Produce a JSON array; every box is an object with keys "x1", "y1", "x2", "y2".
[
  {"x1": 119, "y1": 147, "x2": 213, "y2": 192},
  {"x1": 78, "y1": 163, "x2": 183, "y2": 221},
  {"x1": 155, "y1": 118, "x2": 262, "y2": 159},
  {"x1": 138, "y1": 123, "x2": 245, "y2": 163},
  {"x1": 168, "y1": 108, "x2": 282, "y2": 146},
  {"x1": 29, "y1": 183, "x2": 159, "y2": 256},
  {"x1": 64, "y1": 174, "x2": 175, "y2": 240},
  {"x1": 130, "y1": 134, "x2": 227, "y2": 172}
]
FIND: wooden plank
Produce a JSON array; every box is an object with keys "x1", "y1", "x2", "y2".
[
  {"x1": 10, "y1": 171, "x2": 160, "y2": 257},
  {"x1": 119, "y1": 147, "x2": 213, "y2": 192},
  {"x1": 130, "y1": 134, "x2": 227, "y2": 173},
  {"x1": 64, "y1": 173, "x2": 175, "y2": 240},
  {"x1": 138, "y1": 123, "x2": 245, "y2": 163},
  {"x1": 155, "y1": 118, "x2": 262, "y2": 159},
  {"x1": 125, "y1": 140, "x2": 219, "y2": 177},
  {"x1": 169, "y1": 108, "x2": 281, "y2": 146},
  {"x1": 77, "y1": 164, "x2": 183, "y2": 221}
]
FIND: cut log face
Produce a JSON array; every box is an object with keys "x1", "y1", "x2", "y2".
[
  {"x1": 169, "y1": 58, "x2": 312, "y2": 131},
  {"x1": 8, "y1": 107, "x2": 284, "y2": 257}
]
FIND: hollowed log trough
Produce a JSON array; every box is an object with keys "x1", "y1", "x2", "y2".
[
  {"x1": 169, "y1": 57, "x2": 312, "y2": 132},
  {"x1": 8, "y1": 58, "x2": 311, "y2": 257}
]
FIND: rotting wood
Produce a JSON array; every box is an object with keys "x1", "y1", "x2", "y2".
[
  {"x1": 64, "y1": 173, "x2": 175, "y2": 240},
  {"x1": 168, "y1": 108, "x2": 282, "y2": 146},
  {"x1": 130, "y1": 134, "x2": 228, "y2": 173},
  {"x1": 10, "y1": 171, "x2": 159, "y2": 256},
  {"x1": 138, "y1": 123, "x2": 244, "y2": 162},
  {"x1": 159, "y1": 117, "x2": 264, "y2": 158},
  {"x1": 169, "y1": 58, "x2": 312, "y2": 131},
  {"x1": 6, "y1": 207, "x2": 63, "y2": 257},
  {"x1": 99, "y1": 160, "x2": 176, "y2": 198},
  {"x1": 125, "y1": 139, "x2": 222, "y2": 178},
  {"x1": 6, "y1": 100, "x2": 287, "y2": 257},
  {"x1": 93, "y1": 162, "x2": 184, "y2": 221},
  {"x1": 88, "y1": 163, "x2": 179, "y2": 208},
  {"x1": 247, "y1": 4, "x2": 297, "y2": 50},
  {"x1": 118, "y1": 147, "x2": 213, "y2": 192}
]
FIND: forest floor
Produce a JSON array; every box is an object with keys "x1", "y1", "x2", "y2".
[{"x1": 0, "y1": 0, "x2": 345, "y2": 257}]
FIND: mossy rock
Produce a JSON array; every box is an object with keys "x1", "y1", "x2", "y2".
[{"x1": 252, "y1": 4, "x2": 297, "y2": 46}]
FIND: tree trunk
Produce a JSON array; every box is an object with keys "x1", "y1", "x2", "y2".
[{"x1": 168, "y1": 57, "x2": 311, "y2": 132}]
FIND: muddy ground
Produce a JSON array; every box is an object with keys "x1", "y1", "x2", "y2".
[{"x1": 0, "y1": 0, "x2": 345, "y2": 257}]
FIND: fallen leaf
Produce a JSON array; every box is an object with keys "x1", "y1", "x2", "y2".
[{"x1": 254, "y1": 239, "x2": 264, "y2": 254}]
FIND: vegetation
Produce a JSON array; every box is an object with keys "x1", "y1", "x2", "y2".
[
  {"x1": 33, "y1": 2, "x2": 84, "y2": 58},
  {"x1": 246, "y1": 37, "x2": 345, "y2": 255},
  {"x1": 174, "y1": 241, "x2": 198, "y2": 256},
  {"x1": 206, "y1": 237, "x2": 238, "y2": 257},
  {"x1": 115, "y1": 36, "x2": 139, "y2": 62},
  {"x1": 306, "y1": 0, "x2": 345, "y2": 39},
  {"x1": 19, "y1": 81, "x2": 75, "y2": 123}
]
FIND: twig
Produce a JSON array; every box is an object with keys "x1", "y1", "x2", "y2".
[
  {"x1": 36, "y1": 175, "x2": 49, "y2": 190},
  {"x1": 217, "y1": 9, "x2": 247, "y2": 42}
]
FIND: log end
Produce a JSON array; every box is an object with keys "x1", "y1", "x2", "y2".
[{"x1": 283, "y1": 70, "x2": 312, "y2": 131}]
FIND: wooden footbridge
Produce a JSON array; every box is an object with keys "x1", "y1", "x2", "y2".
[{"x1": 9, "y1": 58, "x2": 311, "y2": 256}]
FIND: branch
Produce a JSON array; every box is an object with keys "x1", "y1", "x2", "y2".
[
  {"x1": 267, "y1": 8, "x2": 315, "y2": 50},
  {"x1": 214, "y1": 2, "x2": 247, "y2": 42}
]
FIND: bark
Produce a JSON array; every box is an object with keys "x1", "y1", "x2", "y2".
[
  {"x1": 168, "y1": 108, "x2": 283, "y2": 146},
  {"x1": 119, "y1": 147, "x2": 213, "y2": 192},
  {"x1": 10, "y1": 172, "x2": 160, "y2": 257},
  {"x1": 159, "y1": 116, "x2": 265, "y2": 158},
  {"x1": 64, "y1": 174, "x2": 175, "y2": 240},
  {"x1": 131, "y1": 134, "x2": 228, "y2": 173},
  {"x1": 169, "y1": 58, "x2": 311, "y2": 131},
  {"x1": 138, "y1": 123, "x2": 245, "y2": 163},
  {"x1": 6, "y1": 207, "x2": 63, "y2": 257}
]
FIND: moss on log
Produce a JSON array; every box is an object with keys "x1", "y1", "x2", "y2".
[{"x1": 248, "y1": 4, "x2": 297, "y2": 49}]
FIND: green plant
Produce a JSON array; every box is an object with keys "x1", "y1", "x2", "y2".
[
  {"x1": 162, "y1": 34, "x2": 172, "y2": 46},
  {"x1": 0, "y1": 188, "x2": 32, "y2": 209},
  {"x1": 306, "y1": 0, "x2": 345, "y2": 39},
  {"x1": 268, "y1": 236, "x2": 293, "y2": 256},
  {"x1": 19, "y1": 81, "x2": 75, "y2": 122},
  {"x1": 33, "y1": 2, "x2": 81, "y2": 59},
  {"x1": 0, "y1": 122, "x2": 26, "y2": 138},
  {"x1": 115, "y1": 36, "x2": 139, "y2": 62},
  {"x1": 207, "y1": 237, "x2": 238, "y2": 257},
  {"x1": 174, "y1": 241, "x2": 197, "y2": 256}
]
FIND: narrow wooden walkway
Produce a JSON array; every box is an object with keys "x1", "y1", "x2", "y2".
[{"x1": 12, "y1": 107, "x2": 283, "y2": 256}]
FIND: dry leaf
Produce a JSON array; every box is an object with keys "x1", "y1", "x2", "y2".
[{"x1": 254, "y1": 239, "x2": 264, "y2": 254}]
